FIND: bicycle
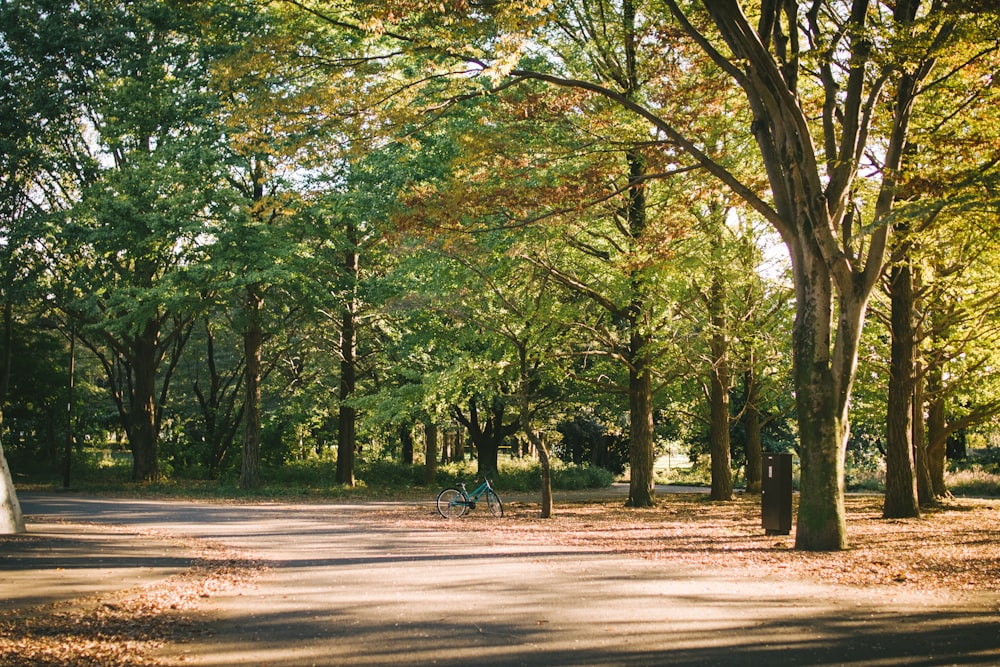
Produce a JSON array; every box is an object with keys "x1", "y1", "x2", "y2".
[{"x1": 436, "y1": 477, "x2": 504, "y2": 519}]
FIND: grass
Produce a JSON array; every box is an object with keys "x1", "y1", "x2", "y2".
[
  {"x1": 16, "y1": 455, "x2": 614, "y2": 500},
  {"x1": 16, "y1": 446, "x2": 1000, "y2": 500},
  {"x1": 655, "y1": 453, "x2": 1000, "y2": 499},
  {"x1": 946, "y1": 465, "x2": 1000, "y2": 497}
]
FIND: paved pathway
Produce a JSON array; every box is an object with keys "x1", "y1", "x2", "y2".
[{"x1": 8, "y1": 493, "x2": 1000, "y2": 666}]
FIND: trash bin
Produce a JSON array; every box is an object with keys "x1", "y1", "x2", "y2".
[{"x1": 761, "y1": 452, "x2": 792, "y2": 535}]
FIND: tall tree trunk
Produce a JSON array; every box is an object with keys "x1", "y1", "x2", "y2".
[
  {"x1": 742, "y1": 368, "x2": 763, "y2": 495},
  {"x1": 708, "y1": 275, "x2": 733, "y2": 501},
  {"x1": 423, "y1": 423, "x2": 438, "y2": 486},
  {"x1": 400, "y1": 423, "x2": 414, "y2": 464},
  {"x1": 0, "y1": 430, "x2": 23, "y2": 535},
  {"x1": 518, "y1": 351, "x2": 553, "y2": 518},
  {"x1": 336, "y1": 301, "x2": 357, "y2": 486},
  {"x1": 627, "y1": 333, "x2": 656, "y2": 507},
  {"x1": 790, "y1": 250, "x2": 854, "y2": 552},
  {"x1": 624, "y1": 147, "x2": 656, "y2": 508},
  {"x1": 0, "y1": 308, "x2": 23, "y2": 532},
  {"x1": 913, "y1": 374, "x2": 936, "y2": 507},
  {"x1": 884, "y1": 261, "x2": 919, "y2": 518},
  {"x1": 240, "y1": 283, "x2": 263, "y2": 489},
  {"x1": 129, "y1": 321, "x2": 161, "y2": 482},
  {"x1": 336, "y1": 235, "x2": 359, "y2": 487},
  {"x1": 62, "y1": 325, "x2": 76, "y2": 488},
  {"x1": 926, "y1": 365, "x2": 949, "y2": 497}
]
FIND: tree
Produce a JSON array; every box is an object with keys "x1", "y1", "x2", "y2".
[
  {"x1": 875, "y1": 9, "x2": 1000, "y2": 517},
  {"x1": 501, "y1": 0, "x2": 989, "y2": 548},
  {"x1": 0, "y1": 432, "x2": 23, "y2": 534},
  {"x1": 452, "y1": 396, "x2": 519, "y2": 476},
  {"x1": 189, "y1": 316, "x2": 245, "y2": 479},
  {"x1": 281, "y1": 0, "x2": 694, "y2": 507},
  {"x1": 651, "y1": 0, "x2": 958, "y2": 548},
  {"x1": 0, "y1": 294, "x2": 23, "y2": 534},
  {"x1": 1, "y1": 0, "x2": 101, "y2": 514},
  {"x1": 878, "y1": 15, "x2": 1000, "y2": 509},
  {"x1": 37, "y1": 1, "x2": 231, "y2": 482},
  {"x1": 205, "y1": 3, "x2": 363, "y2": 487}
]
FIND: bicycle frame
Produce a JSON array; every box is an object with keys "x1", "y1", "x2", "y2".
[
  {"x1": 437, "y1": 477, "x2": 503, "y2": 518},
  {"x1": 459, "y1": 479, "x2": 491, "y2": 503}
]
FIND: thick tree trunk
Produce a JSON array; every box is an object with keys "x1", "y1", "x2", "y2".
[
  {"x1": 742, "y1": 369, "x2": 763, "y2": 495},
  {"x1": 926, "y1": 366, "x2": 949, "y2": 498},
  {"x1": 336, "y1": 231, "x2": 360, "y2": 487},
  {"x1": 884, "y1": 261, "x2": 920, "y2": 518},
  {"x1": 790, "y1": 253, "x2": 852, "y2": 552},
  {"x1": 336, "y1": 300, "x2": 357, "y2": 487},
  {"x1": 453, "y1": 398, "x2": 516, "y2": 477},
  {"x1": 627, "y1": 335, "x2": 656, "y2": 507},
  {"x1": 623, "y1": 147, "x2": 656, "y2": 508},
  {"x1": 0, "y1": 413, "x2": 24, "y2": 534},
  {"x1": 708, "y1": 277, "x2": 733, "y2": 501},
  {"x1": 129, "y1": 323, "x2": 161, "y2": 482},
  {"x1": 0, "y1": 303, "x2": 18, "y2": 534},
  {"x1": 423, "y1": 423, "x2": 438, "y2": 486},
  {"x1": 240, "y1": 284, "x2": 263, "y2": 490}
]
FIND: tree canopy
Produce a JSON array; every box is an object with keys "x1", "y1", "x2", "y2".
[{"x1": 1, "y1": 0, "x2": 999, "y2": 547}]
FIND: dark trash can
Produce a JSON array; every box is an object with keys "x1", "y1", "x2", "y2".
[{"x1": 761, "y1": 452, "x2": 793, "y2": 535}]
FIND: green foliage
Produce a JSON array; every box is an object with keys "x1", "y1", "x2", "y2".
[
  {"x1": 555, "y1": 416, "x2": 628, "y2": 475},
  {"x1": 5, "y1": 0, "x2": 1000, "y2": 516},
  {"x1": 659, "y1": 458, "x2": 712, "y2": 488},
  {"x1": 434, "y1": 459, "x2": 613, "y2": 493},
  {"x1": 358, "y1": 459, "x2": 426, "y2": 487}
]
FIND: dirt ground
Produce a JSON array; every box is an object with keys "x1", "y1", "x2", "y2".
[{"x1": 2, "y1": 491, "x2": 998, "y2": 666}]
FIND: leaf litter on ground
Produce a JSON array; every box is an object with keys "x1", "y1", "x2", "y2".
[{"x1": 2, "y1": 492, "x2": 997, "y2": 665}]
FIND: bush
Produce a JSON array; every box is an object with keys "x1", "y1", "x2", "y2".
[
  {"x1": 658, "y1": 458, "x2": 711, "y2": 487},
  {"x1": 946, "y1": 465, "x2": 1000, "y2": 498},
  {"x1": 357, "y1": 460, "x2": 425, "y2": 487},
  {"x1": 434, "y1": 459, "x2": 612, "y2": 492}
]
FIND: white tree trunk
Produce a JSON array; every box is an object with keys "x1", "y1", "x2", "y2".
[{"x1": 0, "y1": 437, "x2": 25, "y2": 534}]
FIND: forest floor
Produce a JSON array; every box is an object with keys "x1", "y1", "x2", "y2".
[
  {"x1": 481, "y1": 490, "x2": 1000, "y2": 595},
  {"x1": 2, "y1": 490, "x2": 999, "y2": 666}
]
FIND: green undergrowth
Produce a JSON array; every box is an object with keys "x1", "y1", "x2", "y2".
[{"x1": 18, "y1": 455, "x2": 613, "y2": 500}]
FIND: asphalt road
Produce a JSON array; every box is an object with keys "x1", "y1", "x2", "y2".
[{"x1": 10, "y1": 493, "x2": 1000, "y2": 666}]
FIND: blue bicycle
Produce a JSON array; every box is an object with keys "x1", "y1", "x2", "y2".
[{"x1": 436, "y1": 477, "x2": 504, "y2": 518}]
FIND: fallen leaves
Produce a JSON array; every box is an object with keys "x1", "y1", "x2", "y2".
[
  {"x1": 0, "y1": 527, "x2": 264, "y2": 667},
  {"x1": 401, "y1": 493, "x2": 1000, "y2": 599},
  {"x1": 2, "y1": 493, "x2": 996, "y2": 665}
]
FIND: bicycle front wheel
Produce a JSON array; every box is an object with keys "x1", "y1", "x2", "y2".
[
  {"x1": 436, "y1": 488, "x2": 469, "y2": 519},
  {"x1": 486, "y1": 489, "x2": 504, "y2": 518}
]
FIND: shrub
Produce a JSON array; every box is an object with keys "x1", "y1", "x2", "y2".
[
  {"x1": 433, "y1": 459, "x2": 612, "y2": 492},
  {"x1": 357, "y1": 460, "x2": 425, "y2": 487},
  {"x1": 946, "y1": 465, "x2": 1000, "y2": 498}
]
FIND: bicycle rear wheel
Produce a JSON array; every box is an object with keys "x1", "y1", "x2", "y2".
[
  {"x1": 436, "y1": 487, "x2": 469, "y2": 519},
  {"x1": 486, "y1": 489, "x2": 503, "y2": 518}
]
